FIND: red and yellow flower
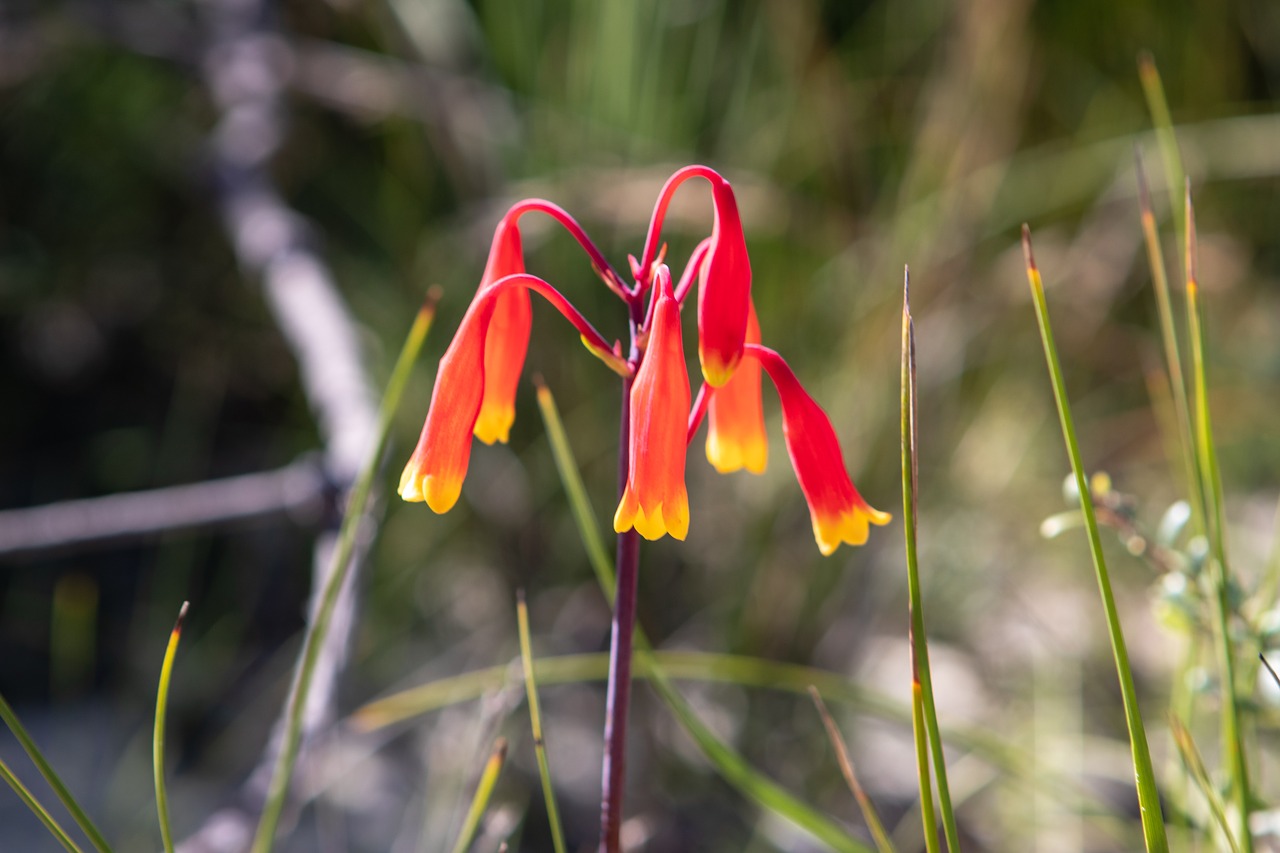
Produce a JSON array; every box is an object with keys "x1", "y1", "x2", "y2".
[
  {"x1": 473, "y1": 217, "x2": 530, "y2": 445},
  {"x1": 401, "y1": 166, "x2": 887, "y2": 555},
  {"x1": 748, "y1": 344, "x2": 891, "y2": 555},
  {"x1": 613, "y1": 267, "x2": 691, "y2": 541},
  {"x1": 704, "y1": 299, "x2": 766, "y2": 474}
]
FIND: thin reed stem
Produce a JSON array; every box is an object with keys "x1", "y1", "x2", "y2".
[
  {"x1": 901, "y1": 270, "x2": 960, "y2": 852},
  {"x1": 154, "y1": 602, "x2": 189, "y2": 853},
  {"x1": 1185, "y1": 193, "x2": 1252, "y2": 852},
  {"x1": 251, "y1": 297, "x2": 438, "y2": 853},
  {"x1": 0, "y1": 694, "x2": 113, "y2": 852},
  {"x1": 1022, "y1": 226, "x2": 1168, "y2": 853},
  {"x1": 0, "y1": 758, "x2": 84, "y2": 853}
]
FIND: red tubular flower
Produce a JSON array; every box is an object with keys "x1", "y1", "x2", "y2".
[
  {"x1": 473, "y1": 217, "x2": 531, "y2": 445},
  {"x1": 749, "y1": 344, "x2": 890, "y2": 555},
  {"x1": 697, "y1": 179, "x2": 752, "y2": 387},
  {"x1": 614, "y1": 268, "x2": 691, "y2": 541},
  {"x1": 705, "y1": 298, "x2": 767, "y2": 474},
  {"x1": 400, "y1": 270, "x2": 619, "y2": 515},
  {"x1": 399, "y1": 297, "x2": 492, "y2": 513}
]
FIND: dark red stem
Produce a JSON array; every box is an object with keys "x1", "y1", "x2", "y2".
[
  {"x1": 599, "y1": 300, "x2": 646, "y2": 853},
  {"x1": 505, "y1": 199, "x2": 629, "y2": 296},
  {"x1": 486, "y1": 273, "x2": 621, "y2": 368},
  {"x1": 638, "y1": 165, "x2": 724, "y2": 288}
]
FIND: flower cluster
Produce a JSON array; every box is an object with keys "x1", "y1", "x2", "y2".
[{"x1": 399, "y1": 166, "x2": 889, "y2": 555}]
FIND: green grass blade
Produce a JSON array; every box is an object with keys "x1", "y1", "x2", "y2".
[
  {"x1": 0, "y1": 694, "x2": 113, "y2": 852},
  {"x1": 1169, "y1": 716, "x2": 1241, "y2": 853},
  {"x1": 1185, "y1": 194, "x2": 1252, "y2": 852},
  {"x1": 534, "y1": 381, "x2": 872, "y2": 853},
  {"x1": 251, "y1": 292, "x2": 440, "y2": 853},
  {"x1": 449, "y1": 738, "x2": 508, "y2": 853},
  {"x1": 809, "y1": 686, "x2": 897, "y2": 853},
  {"x1": 351, "y1": 647, "x2": 1128, "y2": 830},
  {"x1": 901, "y1": 271, "x2": 960, "y2": 853},
  {"x1": 1138, "y1": 52, "x2": 1187, "y2": 244},
  {"x1": 1022, "y1": 226, "x2": 1168, "y2": 853},
  {"x1": 1134, "y1": 150, "x2": 1202, "y2": 532},
  {"x1": 533, "y1": 378, "x2": 616, "y2": 602},
  {"x1": 515, "y1": 592, "x2": 568, "y2": 853},
  {"x1": 641, "y1": 657, "x2": 872, "y2": 853},
  {"x1": 154, "y1": 602, "x2": 189, "y2": 853},
  {"x1": 0, "y1": 757, "x2": 85, "y2": 853}
]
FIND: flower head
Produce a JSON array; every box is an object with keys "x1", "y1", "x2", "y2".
[
  {"x1": 750, "y1": 345, "x2": 890, "y2": 555},
  {"x1": 697, "y1": 179, "x2": 752, "y2": 387},
  {"x1": 399, "y1": 297, "x2": 492, "y2": 513},
  {"x1": 614, "y1": 267, "x2": 691, "y2": 541},
  {"x1": 705, "y1": 298, "x2": 766, "y2": 474},
  {"x1": 473, "y1": 217, "x2": 531, "y2": 445}
]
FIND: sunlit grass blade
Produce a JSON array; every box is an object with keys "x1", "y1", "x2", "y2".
[
  {"x1": 0, "y1": 694, "x2": 113, "y2": 852},
  {"x1": 809, "y1": 686, "x2": 896, "y2": 853},
  {"x1": 534, "y1": 381, "x2": 873, "y2": 853},
  {"x1": 1184, "y1": 191, "x2": 1252, "y2": 852},
  {"x1": 515, "y1": 592, "x2": 567, "y2": 853},
  {"x1": 1169, "y1": 716, "x2": 1241, "y2": 853},
  {"x1": 0, "y1": 757, "x2": 85, "y2": 853},
  {"x1": 533, "y1": 377, "x2": 616, "y2": 602},
  {"x1": 448, "y1": 738, "x2": 508, "y2": 853},
  {"x1": 1134, "y1": 150, "x2": 1201, "y2": 531},
  {"x1": 1022, "y1": 226, "x2": 1168, "y2": 853},
  {"x1": 640, "y1": 658, "x2": 871, "y2": 853},
  {"x1": 351, "y1": 647, "x2": 1128, "y2": 828},
  {"x1": 252, "y1": 291, "x2": 441, "y2": 853},
  {"x1": 901, "y1": 269, "x2": 960, "y2": 853},
  {"x1": 154, "y1": 601, "x2": 189, "y2": 853},
  {"x1": 1138, "y1": 52, "x2": 1187, "y2": 243}
]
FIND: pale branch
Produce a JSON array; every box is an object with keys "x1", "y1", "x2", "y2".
[
  {"x1": 0, "y1": 458, "x2": 330, "y2": 560},
  {"x1": 176, "y1": 0, "x2": 382, "y2": 848}
]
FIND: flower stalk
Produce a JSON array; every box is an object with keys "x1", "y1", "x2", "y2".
[{"x1": 398, "y1": 166, "x2": 889, "y2": 849}]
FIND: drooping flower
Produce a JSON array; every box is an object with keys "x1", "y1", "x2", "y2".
[
  {"x1": 399, "y1": 297, "x2": 492, "y2": 514},
  {"x1": 696, "y1": 178, "x2": 752, "y2": 388},
  {"x1": 473, "y1": 217, "x2": 531, "y2": 445},
  {"x1": 614, "y1": 267, "x2": 691, "y2": 541},
  {"x1": 705, "y1": 298, "x2": 766, "y2": 474},
  {"x1": 749, "y1": 344, "x2": 891, "y2": 555}
]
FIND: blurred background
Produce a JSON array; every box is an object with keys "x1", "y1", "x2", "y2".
[{"x1": 2, "y1": 0, "x2": 1279, "y2": 850}]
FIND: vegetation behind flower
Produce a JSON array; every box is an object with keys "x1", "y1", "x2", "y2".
[{"x1": 1, "y1": 2, "x2": 1280, "y2": 851}]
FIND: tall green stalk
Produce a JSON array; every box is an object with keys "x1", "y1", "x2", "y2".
[
  {"x1": 251, "y1": 295, "x2": 439, "y2": 853},
  {"x1": 901, "y1": 271, "x2": 960, "y2": 853},
  {"x1": 1022, "y1": 226, "x2": 1168, "y2": 853},
  {"x1": 154, "y1": 602, "x2": 189, "y2": 853},
  {"x1": 0, "y1": 694, "x2": 113, "y2": 852},
  {"x1": 1185, "y1": 195, "x2": 1252, "y2": 852},
  {"x1": 0, "y1": 758, "x2": 84, "y2": 853},
  {"x1": 516, "y1": 592, "x2": 568, "y2": 853}
]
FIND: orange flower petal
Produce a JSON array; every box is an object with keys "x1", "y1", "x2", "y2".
[
  {"x1": 752, "y1": 346, "x2": 890, "y2": 554},
  {"x1": 706, "y1": 299, "x2": 767, "y2": 474},
  {"x1": 398, "y1": 300, "x2": 492, "y2": 514},
  {"x1": 614, "y1": 268, "x2": 691, "y2": 541},
  {"x1": 697, "y1": 179, "x2": 751, "y2": 387},
  {"x1": 474, "y1": 219, "x2": 530, "y2": 445}
]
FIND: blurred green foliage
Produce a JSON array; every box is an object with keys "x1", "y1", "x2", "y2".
[{"x1": 2, "y1": 0, "x2": 1280, "y2": 850}]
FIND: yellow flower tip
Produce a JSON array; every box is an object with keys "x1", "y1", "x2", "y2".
[
  {"x1": 422, "y1": 474, "x2": 463, "y2": 515},
  {"x1": 613, "y1": 491, "x2": 688, "y2": 541},
  {"x1": 473, "y1": 405, "x2": 515, "y2": 445},
  {"x1": 706, "y1": 432, "x2": 767, "y2": 475},
  {"x1": 398, "y1": 464, "x2": 425, "y2": 502},
  {"x1": 699, "y1": 348, "x2": 740, "y2": 388},
  {"x1": 811, "y1": 504, "x2": 891, "y2": 556}
]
